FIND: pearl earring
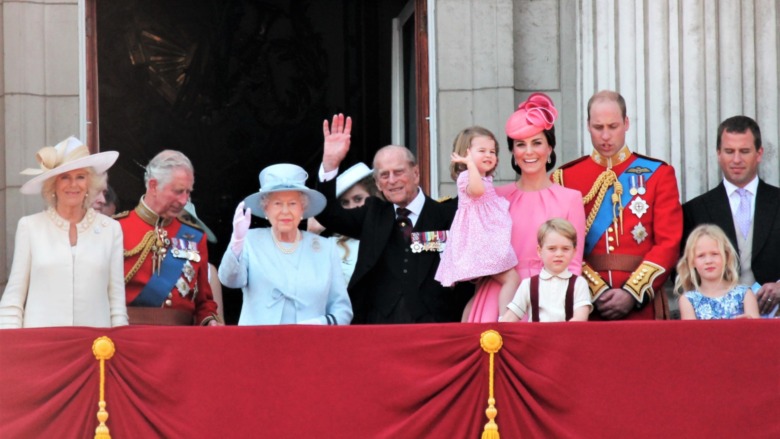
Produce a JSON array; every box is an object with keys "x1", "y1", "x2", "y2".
[{"x1": 547, "y1": 156, "x2": 551, "y2": 164}]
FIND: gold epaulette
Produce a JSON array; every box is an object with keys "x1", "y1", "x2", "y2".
[
  {"x1": 551, "y1": 169, "x2": 564, "y2": 185},
  {"x1": 581, "y1": 262, "x2": 609, "y2": 300},
  {"x1": 112, "y1": 210, "x2": 130, "y2": 220},
  {"x1": 622, "y1": 261, "x2": 665, "y2": 302},
  {"x1": 551, "y1": 155, "x2": 590, "y2": 187}
]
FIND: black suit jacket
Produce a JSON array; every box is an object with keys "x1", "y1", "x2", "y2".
[
  {"x1": 682, "y1": 179, "x2": 780, "y2": 284},
  {"x1": 315, "y1": 178, "x2": 471, "y2": 323}
]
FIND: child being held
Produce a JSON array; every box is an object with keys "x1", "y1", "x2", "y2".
[
  {"x1": 435, "y1": 126, "x2": 520, "y2": 321},
  {"x1": 502, "y1": 218, "x2": 591, "y2": 322},
  {"x1": 675, "y1": 224, "x2": 759, "y2": 319}
]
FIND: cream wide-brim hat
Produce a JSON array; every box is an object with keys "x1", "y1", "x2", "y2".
[
  {"x1": 20, "y1": 136, "x2": 118, "y2": 195},
  {"x1": 335, "y1": 162, "x2": 373, "y2": 198},
  {"x1": 243, "y1": 163, "x2": 327, "y2": 219}
]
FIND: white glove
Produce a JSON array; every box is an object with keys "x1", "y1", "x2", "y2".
[{"x1": 230, "y1": 202, "x2": 252, "y2": 257}]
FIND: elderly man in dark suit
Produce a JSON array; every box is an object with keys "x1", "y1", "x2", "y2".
[
  {"x1": 316, "y1": 114, "x2": 471, "y2": 323},
  {"x1": 682, "y1": 115, "x2": 780, "y2": 315}
]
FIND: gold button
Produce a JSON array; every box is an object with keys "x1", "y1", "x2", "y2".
[
  {"x1": 608, "y1": 237, "x2": 614, "y2": 242},
  {"x1": 608, "y1": 227, "x2": 614, "y2": 233},
  {"x1": 167, "y1": 293, "x2": 173, "y2": 298},
  {"x1": 608, "y1": 246, "x2": 615, "y2": 251},
  {"x1": 633, "y1": 280, "x2": 638, "y2": 284},
  {"x1": 642, "y1": 268, "x2": 649, "y2": 273},
  {"x1": 165, "y1": 299, "x2": 172, "y2": 306}
]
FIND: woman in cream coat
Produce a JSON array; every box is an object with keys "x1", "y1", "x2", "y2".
[
  {"x1": 0, "y1": 137, "x2": 128, "y2": 328},
  {"x1": 219, "y1": 163, "x2": 352, "y2": 325}
]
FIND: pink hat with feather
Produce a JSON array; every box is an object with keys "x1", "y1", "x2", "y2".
[{"x1": 505, "y1": 92, "x2": 559, "y2": 139}]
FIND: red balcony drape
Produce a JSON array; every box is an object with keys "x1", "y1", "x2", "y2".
[{"x1": 1, "y1": 321, "x2": 778, "y2": 438}]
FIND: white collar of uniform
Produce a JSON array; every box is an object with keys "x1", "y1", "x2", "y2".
[
  {"x1": 395, "y1": 187, "x2": 425, "y2": 217},
  {"x1": 538, "y1": 268, "x2": 573, "y2": 280},
  {"x1": 723, "y1": 175, "x2": 759, "y2": 197}
]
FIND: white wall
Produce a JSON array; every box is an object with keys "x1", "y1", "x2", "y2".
[
  {"x1": 433, "y1": 0, "x2": 780, "y2": 203},
  {"x1": 1, "y1": 0, "x2": 81, "y2": 288}
]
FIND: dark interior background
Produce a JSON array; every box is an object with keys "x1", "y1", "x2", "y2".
[{"x1": 97, "y1": 0, "x2": 412, "y2": 323}]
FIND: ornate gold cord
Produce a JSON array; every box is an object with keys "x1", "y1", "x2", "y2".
[
  {"x1": 123, "y1": 231, "x2": 156, "y2": 283},
  {"x1": 480, "y1": 330, "x2": 503, "y2": 439},
  {"x1": 92, "y1": 336, "x2": 115, "y2": 439}
]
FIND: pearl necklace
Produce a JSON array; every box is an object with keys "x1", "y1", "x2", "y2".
[
  {"x1": 272, "y1": 229, "x2": 301, "y2": 254},
  {"x1": 46, "y1": 207, "x2": 95, "y2": 233}
]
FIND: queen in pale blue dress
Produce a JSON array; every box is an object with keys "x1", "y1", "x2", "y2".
[
  {"x1": 219, "y1": 163, "x2": 352, "y2": 325},
  {"x1": 682, "y1": 285, "x2": 751, "y2": 319}
]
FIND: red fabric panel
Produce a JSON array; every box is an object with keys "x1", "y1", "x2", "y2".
[{"x1": 1, "y1": 322, "x2": 778, "y2": 438}]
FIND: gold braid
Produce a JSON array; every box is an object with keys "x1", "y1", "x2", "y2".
[
  {"x1": 123, "y1": 231, "x2": 157, "y2": 284},
  {"x1": 582, "y1": 170, "x2": 618, "y2": 233}
]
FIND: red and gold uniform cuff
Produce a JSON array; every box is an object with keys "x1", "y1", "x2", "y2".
[
  {"x1": 581, "y1": 263, "x2": 609, "y2": 300},
  {"x1": 622, "y1": 261, "x2": 665, "y2": 302}
]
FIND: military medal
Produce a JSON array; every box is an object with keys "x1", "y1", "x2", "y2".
[
  {"x1": 632, "y1": 223, "x2": 648, "y2": 244},
  {"x1": 311, "y1": 237, "x2": 322, "y2": 253},
  {"x1": 628, "y1": 197, "x2": 649, "y2": 219},
  {"x1": 637, "y1": 175, "x2": 646, "y2": 195},
  {"x1": 410, "y1": 230, "x2": 448, "y2": 253},
  {"x1": 629, "y1": 176, "x2": 638, "y2": 196}
]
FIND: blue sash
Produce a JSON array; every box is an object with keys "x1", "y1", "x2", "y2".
[
  {"x1": 584, "y1": 157, "x2": 662, "y2": 255},
  {"x1": 131, "y1": 223, "x2": 203, "y2": 307}
]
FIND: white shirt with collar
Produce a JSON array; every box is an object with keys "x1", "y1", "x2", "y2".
[
  {"x1": 723, "y1": 176, "x2": 758, "y2": 219},
  {"x1": 506, "y1": 268, "x2": 592, "y2": 322}
]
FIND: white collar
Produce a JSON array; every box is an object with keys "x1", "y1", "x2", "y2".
[
  {"x1": 395, "y1": 187, "x2": 425, "y2": 216},
  {"x1": 538, "y1": 268, "x2": 573, "y2": 280},
  {"x1": 723, "y1": 176, "x2": 759, "y2": 197}
]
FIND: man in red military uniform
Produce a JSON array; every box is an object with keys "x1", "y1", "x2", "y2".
[
  {"x1": 116, "y1": 150, "x2": 221, "y2": 325},
  {"x1": 552, "y1": 90, "x2": 682, "y2": 320}
]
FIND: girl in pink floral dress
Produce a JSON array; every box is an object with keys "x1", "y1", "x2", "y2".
[{"x1": 435, "y1": 127, "x2": 520, "y2": 321}]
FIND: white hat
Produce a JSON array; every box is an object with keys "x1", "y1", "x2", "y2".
[
  {"x1": 183, "y1": 201, "x2": 218, "y2": 244},
  {"x1": 20, "y1": 136, "x2": 118, "y2": 195},
  {"x1": 243, "y1": 163, "x2": 327, "y2": 219},
  {"x1": 336, "y1": 162, "x2": 373, "y2": 198}
]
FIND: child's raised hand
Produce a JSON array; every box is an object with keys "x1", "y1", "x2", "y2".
[{"x1": 450, "y1": 150, "x2": 473, "y2": 165}]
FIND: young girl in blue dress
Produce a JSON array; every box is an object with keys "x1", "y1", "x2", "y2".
[{"x1": 675, "y1": 224, "x2": 759, "y2": 319}]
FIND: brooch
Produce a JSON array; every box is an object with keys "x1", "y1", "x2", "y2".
[
  {"x1": 628, "y1": 197, "x2": 649, "y2": 218},
  {"x1": 632, "y1": 223, "x2": 648, "y2": 244}
]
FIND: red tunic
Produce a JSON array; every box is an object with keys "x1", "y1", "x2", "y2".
[
  {"x1": 553, "y1": 146, "x2": 682, "y2": 320},
  {"x1": 117, "y1": 202, "x2": 218, "y2": 325}
]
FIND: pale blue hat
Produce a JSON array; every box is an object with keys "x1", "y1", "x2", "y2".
[{"x1": 243, "y1": 163, "x2": 326, "y2": 219}]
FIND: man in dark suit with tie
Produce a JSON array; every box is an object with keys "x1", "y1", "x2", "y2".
[
  {"x1": 682, "y1": 115, "x2": 780, "y2": 315},
  {"x1": 315, "y1": 114, "x2": 472, "y2": 323}
]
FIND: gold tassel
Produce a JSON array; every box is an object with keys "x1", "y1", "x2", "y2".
[
  {"x1": 480, "y1": 330, "x2": 503, "y2": 439},
  {"x1": 92, "y1": 336, "x2": 115, "y2": 439}
]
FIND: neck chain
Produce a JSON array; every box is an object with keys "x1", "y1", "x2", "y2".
[{"x1": 272, "y1": 229, "x2": 301, "y2": 254}]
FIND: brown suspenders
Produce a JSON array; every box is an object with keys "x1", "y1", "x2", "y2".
[{"x1": 529, "y1": 274, "x2": 577, "y2": 322}]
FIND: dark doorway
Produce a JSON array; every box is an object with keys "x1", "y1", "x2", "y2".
[{"x1": 92, "y1": 0, "x2": 426, "y2": 323}]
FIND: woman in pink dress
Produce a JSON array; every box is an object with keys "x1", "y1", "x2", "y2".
[{"x1": 468, "y1": 93, "x2": 586, "y2": 322}]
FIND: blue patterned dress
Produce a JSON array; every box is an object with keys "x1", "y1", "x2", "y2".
[{"x1": 683, "y1": 285, "x2": 752, "y2": 319}]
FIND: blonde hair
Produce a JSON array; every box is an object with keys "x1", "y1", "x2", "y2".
[
  {"x1": 41, "y1": 167, "x2": 106, "y2": 209},
  {"x1": 537, "y1": 218, "x2": 577, "y2": 247},
  {"x1": 449, "y1": 126, "x2": 499, "y2": 181},
  {"x1": 673, "y1": 224, "x2": 739, "y2": 294}
]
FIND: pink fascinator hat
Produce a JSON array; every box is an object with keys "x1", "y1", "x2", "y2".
[{"x1": 505, "y1": 93, "x2": 558, "y2": 139}]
